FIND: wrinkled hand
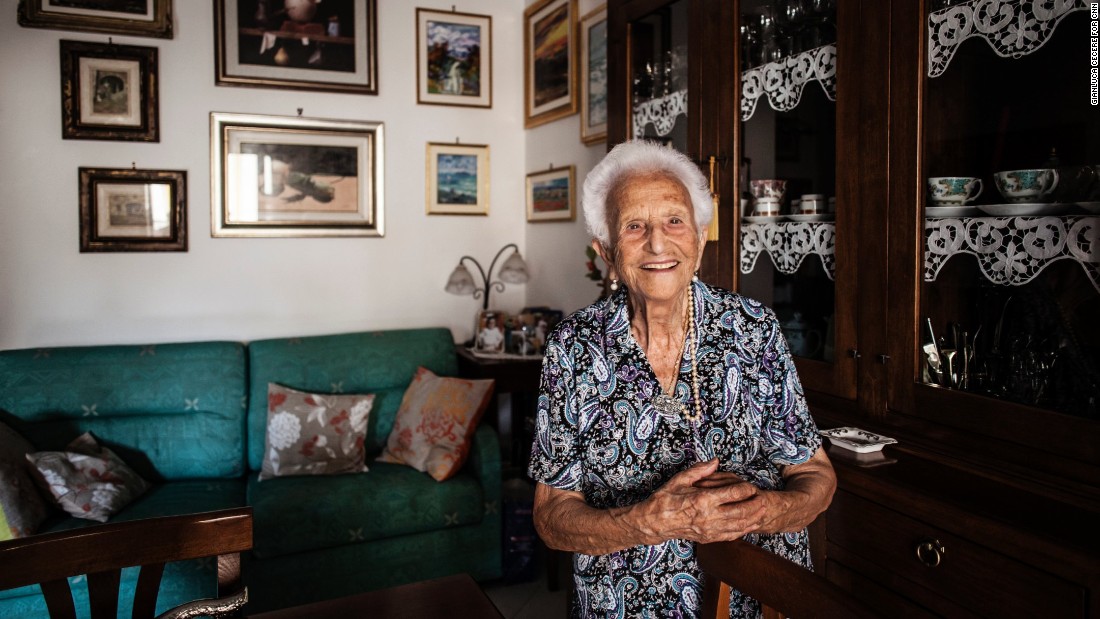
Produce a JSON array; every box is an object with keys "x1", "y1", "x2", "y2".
[{"x1": 633, "y1": 459, "x2": 766, "y2": 545}]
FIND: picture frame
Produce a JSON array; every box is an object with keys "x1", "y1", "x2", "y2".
[
  {"x1": 416, "y1": 8, "x2": 492, "y2": 108},
  {"x1": 214, "y1": 0, "x2": 378, "y2": 94},
  {"x1": 18, "y1": 0, "x2": 173, "y2": 39},
  {"x1": 526, "y1": 165, "x2": 575, "y2": 222},
  {"x1": 426, "y1": 142, "x2": 490, "y2": 216},
  {"x1": 524, "y1": 0, "x2": 578, "y2": 128},
  {"x1": 79, "y1": 167, "x2": 186, "y2": 252},
  {"x1": 512, "y1": 306, "x2": 563, "y2": 355},
  {"x1": 578, "y1": 4, "x2": 607, "y2": 144},
  {"x1": 474, "y1": 310, "x2": 507, "y2": 354},
  {"x1": 60, "y1": 39, "x2": 159, "y2": 142},
  {"x1": 210, "y1": 112, "x2": 385, "y2": 238}
]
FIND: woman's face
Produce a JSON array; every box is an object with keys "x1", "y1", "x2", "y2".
[{"x1": 601, "y1": 173, "x2": 703, "y2": 305}]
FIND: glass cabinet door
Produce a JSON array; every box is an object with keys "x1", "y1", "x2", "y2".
[
  {"x1": 628, "y1": 0, "x2": 690, "y2": 152},
  {"x1": 918, "y1": 3, "x2": 1099, "y2": 421}
]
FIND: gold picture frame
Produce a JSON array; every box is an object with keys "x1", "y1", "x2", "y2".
[
  {"x1": 60, "y1": 39, "x2": 159, "y2": 142},
  {"x1": 19, "y1": 0, "x2": 173, "y2": 39},
  {"x1": 210, "y1": 112, "x2": 385, "y2": 238},
  {"x1": 79, "y1": 167, "x2": 186, "y2": 252},
  {"x1": 426, "y1": 142, "x2": 490, "y2": 216},
  {"x1": 526, "y1": 165, "x2": 575, "y2": 222},
  {"x1": 416, "y1": 8, "x2": 492, "y2": 108},
  {"x1": 524, "y1": 0, "x2": 578, "y2": 128},
  {"x1": 579, "y1": 4, "x2": 607, "y2": 144}
]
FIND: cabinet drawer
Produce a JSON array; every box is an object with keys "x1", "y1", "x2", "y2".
[{"x1": 828, "y1": 490, "x2": 1086, "y2": 618}]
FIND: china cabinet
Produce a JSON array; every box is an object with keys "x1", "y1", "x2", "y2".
[{"x1": 607, "y1": 0, "x2": 1100, "y2": 615}]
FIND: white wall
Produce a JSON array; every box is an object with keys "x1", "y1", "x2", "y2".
[{"x1": 0, "y1": 1, "x2": 545, "y2": 349}]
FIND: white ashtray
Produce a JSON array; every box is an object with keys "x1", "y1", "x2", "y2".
[{"x1": 818, "y1": 427, "x2": 897, "y2": 453}]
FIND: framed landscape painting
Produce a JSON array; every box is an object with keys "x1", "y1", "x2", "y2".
[
  {"x1": 426, "y1": 142, "x2": 489, "y2": 215},
  {"x1": 524, "y1": 0, "x2": 577, "y2": 128},
  {"x1": 579, "y1": 4, "x2": 607, "y2": 144},
  {"x1": 416, "y1": 8, "x2": 491, "y2": 108},
  {"x1": 79, "y1": 167, "x2": 186, "y2": 252},
  {"x1": 211, "y1": 112, "x2": 385, "y2": 237},
  {"x1": 215, "y1": 0, "x2": 378, "y2": 94},
  {"x1": 526, "y1": 165, "x2": 575, "y2": 222},
  {"x1": 60, "y1": 39, "x2": 158, "y2": 142},
  {"x1": 19, "y1": 0, "x2": 173, "y2": 38}
]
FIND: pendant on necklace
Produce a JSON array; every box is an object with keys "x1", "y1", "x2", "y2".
[{"x1": 652, "y1": 393, "x2": 684, "y2": 416}]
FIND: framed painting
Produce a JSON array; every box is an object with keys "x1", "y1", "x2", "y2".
[
  {"x1": 210, "y1": 112, "x2": 385, "y2": 238},
  {"x1": 524, "y1": 0, "x2": 577, "y2": 128},
  {"x1": 18, "y1": 0, "x2": 173, "y2": 39},
  {"x1": 416, "y1": 8, "x2": 491, "y2": 108},
  {"x1": 79, "y1": 167, "x2": 186, "y2": 252},
  {"x1": 60, "y1": 39, "x2": 158, "y2": 142},
  {"x1": 214, "y1": 0, "x2": 378, "y2": 94},
  {"x1": 579, "y1": 4, "x2": 607, "y2": 144},
  {"x1": 526, "y1": 165, "x2": 575, "y2": 222},
  {"x1": 426, "y1": 142, "x2": 490, "y2": 215}
]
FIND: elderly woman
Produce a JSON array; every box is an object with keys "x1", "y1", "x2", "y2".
[{"x1": 528, "y1": 141, "x2": 836, "y2": 618}]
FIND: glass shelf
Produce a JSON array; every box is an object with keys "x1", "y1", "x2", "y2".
[
  {"x1": 927, "y1": 0, "x2": 1088, "y2": 77},
  {"x1": 741, "y1": 44, "x2": 836, "y2": 121},
  {"x1": 924, "y1": 215, "x2": 1100, "y2": 292},
  {"x1": 740, "y1": 220, "x2": 837, "y2": 280}
]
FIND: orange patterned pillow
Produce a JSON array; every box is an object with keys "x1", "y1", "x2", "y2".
[{"x1": 378, "y1": 367, "x2": 493, "y2": 481}]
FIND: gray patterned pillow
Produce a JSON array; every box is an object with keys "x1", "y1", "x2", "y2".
[
  {"x1": 259, "y1": 383, "x2": 374, "y2": 481},
  {"x1": 27, "y1": 432, "x2": 149, "y2": 523},
  {"x1": 0, "y1": 421, "x2": 50, "y2": 540}
]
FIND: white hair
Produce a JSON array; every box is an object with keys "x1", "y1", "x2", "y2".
[{"x1": 582, "y1": 140, "x2": 714, "y2": 247}]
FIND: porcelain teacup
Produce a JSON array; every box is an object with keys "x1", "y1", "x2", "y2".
[
  {"x1": 993, "y1": 169, "x2": 1060, "y2": 203},
  {"x1": 799, "y1": 193, "x2": 827, "y2": 214},
  {"x1": 750, "y1": 179, "x2": 787, "y2": 202},
  {"x1": 927, "y1": 177, "x2": 983, "y2": 205},
  {"x1": 753, "y1": 197, "x2": 781, "y2": 217}
]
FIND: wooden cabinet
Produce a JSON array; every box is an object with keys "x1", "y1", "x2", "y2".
[{"x1": 607, "y1": 0, "x2": 1100, "y2": 615}]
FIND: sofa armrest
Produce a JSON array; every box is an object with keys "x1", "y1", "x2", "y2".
[{"x1": 466, "y1": 424, "x2": 501, "y2": 512}]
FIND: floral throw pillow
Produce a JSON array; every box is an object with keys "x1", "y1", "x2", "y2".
[
  {"x1": 377, "y1": 367, "x2": 493, "y2": 482},
  {"x1": 259, "y1": 383, "x2": 374, "y2": 481},
  {"x1": 0, "y1": 421, "x2": 50, "y2": 540},
  {"x1": 26, "y1": 432, "x2": 150, "y2": 523}
]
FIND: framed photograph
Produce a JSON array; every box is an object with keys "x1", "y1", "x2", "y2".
[
  {"x1": 426, "y1": 142, "x2": 490, "y2": 216},
  {"x1": 210, "y1": 112, "x2": 385, "y2": 238},
  {"x1": 579, "y1": 5, "x2": 607, "y2": 144},
  {"x1": 60, "y1": 40, "x2": 158, "y2": 142},
  {"x1": 524, "y1": 0, "x2": 578, "y2": 128},
  {"x1": 513, "y1": 306, "x2": 563, "y2": 355},
  {"x1": 79, "y1": 167, "x2": 186, "y2": 252},
  {"x1": 526, "y1": 165, "x2": 575, "y2": 222},
  {"x1": 214, "y1": 0, "x2": 378, "y2": 94},
  {"x1": 19, "y1": 0, "x2": 173, "y2": 39},
  {"x1": 416, "y1": 8, "x2": 491, "y2": 108},
  {"x1": 474, "y1": 310, "x2": 507, "y2": 354}
]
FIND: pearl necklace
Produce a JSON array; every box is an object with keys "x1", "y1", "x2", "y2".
[{"x1": 650, "y1": 283, "x2": 703, "y2": 424}]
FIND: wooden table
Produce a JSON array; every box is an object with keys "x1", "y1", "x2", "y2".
[{"x1": 248, "y1": 574, "x2": 502, "y2": 619}]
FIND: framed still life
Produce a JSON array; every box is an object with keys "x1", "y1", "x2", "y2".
[
  {"x1": 210, "y1": 112, "x2": 385, "y2": 238},
  {"x1": 578, "y1": 4, "x2": 607, "y2": 144},
  {"x1": 523, "y1": 0, "x2": 577, "y2": 128},
  {"x1": 526, "y1": 165, "x2": 575, "y2": 222},
  {"x1": 426, "y1": 142, "x2": 490, "y2": 216},
  {"x1": 19, "y1": 0, "x2": 173, "y2": 39},
  {"x1": 60, "y1": 39, "x2": 159, "y2": 142},
  {"x1": 416, "y1": 8, "x2": 492, "y2": 108},
  {"x1": 79, "y1": 167, "x2": 186, "y2": 252},
  {"x1": 214, "y1": 0, "x2": 378, "y2": 94}
]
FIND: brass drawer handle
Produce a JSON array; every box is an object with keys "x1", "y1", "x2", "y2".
[{"x1": 916, "y1": 538, "x2": 946, "y2": 568}]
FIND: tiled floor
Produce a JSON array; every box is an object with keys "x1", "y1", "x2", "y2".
[{"x1": 483, "y1": 551, "x2": 570, "y2": 619}]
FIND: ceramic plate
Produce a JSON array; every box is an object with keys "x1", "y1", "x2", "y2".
[
  {"x1": 743, "y1": 215, "x2": 783, "y2": 224},
  {"x1": 925, "y1": 206, "x2": 979, "y2": 217},
  {"x1": 1079, "y1": 201, "x2": 1100, "y2": 214},
  {"x1": 977, "y1": 203, "x2": 1072, "y2": 216},
  {"x1": 786, "y1": 213, "x2": 834, "y2": 223},
  {"x1": 818, "y1": 427, "x2": 897, "y2": 453}
]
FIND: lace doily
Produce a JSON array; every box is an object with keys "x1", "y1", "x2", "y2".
[
  {"x1": 740, "y1": 221, "x2": 836, "y2": 280},
  {"x1": 925, "y1": 216, "x2": 1100, "y2": 292},
  {"x1": 927, "y1": 0, "x2": 1086, "y2": 77},
  {"x1": 632, "y1": 89, "x2": 688, "y2": 139},
  {"x1": 741, "y1": 44, "x2": 836, "y2": 122}
]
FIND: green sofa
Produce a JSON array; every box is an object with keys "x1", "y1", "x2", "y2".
[{"x1": 0, "y1": 328, "x2": 502, "y2": 617}]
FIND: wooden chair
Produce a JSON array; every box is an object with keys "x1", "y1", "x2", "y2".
[
  {"x1": 698, "y1": 539, "x2": 880, "y2": 619},
  {"x1": 0, "y1": 507, "x2": 253, "y2": 619}
]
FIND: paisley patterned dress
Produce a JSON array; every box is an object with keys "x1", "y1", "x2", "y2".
[{"x1": 528, "y1": 280, "x2": 822, "y2": 619}]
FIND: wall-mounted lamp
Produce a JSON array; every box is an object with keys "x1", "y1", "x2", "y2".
[{"x1": 444, "y1": 243, "x2": 530, "y2": 310}]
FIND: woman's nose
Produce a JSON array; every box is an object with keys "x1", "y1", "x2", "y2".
[{"x1": 646, "y1": 225, "x2": 667, "y2": 252}]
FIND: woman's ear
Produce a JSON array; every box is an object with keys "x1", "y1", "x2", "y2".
[{"x1": 591, "y1": 238, "x2": 617, "y2": 279}]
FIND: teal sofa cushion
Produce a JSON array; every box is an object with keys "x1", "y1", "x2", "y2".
[
  {"x1": 0, "y1": 342, "x2": 247, "y2": 480},
  {"x1": 246, "y1": 329, "x2": 459, "y2": 471},
  {"x1": 248, "y1": 461, "x2": 484, "y2": 559}
]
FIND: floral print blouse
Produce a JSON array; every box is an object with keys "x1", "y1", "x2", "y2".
[{"x1": 528, "y1": 280, "x2": 822, "y2": 619}]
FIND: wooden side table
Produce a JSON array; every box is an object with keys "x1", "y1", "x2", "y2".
[{"x1": 455, "y1": 346, "x2": 542, "y2": 473}]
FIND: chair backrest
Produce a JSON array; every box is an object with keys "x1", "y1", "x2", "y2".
[
  {"x1": 0, "y1": 507, "x2": 253, "y2": 619},
  {"x1": 698, "y1": 539, "x2": 880, "y2": 619}
]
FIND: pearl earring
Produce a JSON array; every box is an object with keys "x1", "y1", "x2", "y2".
[
  {"x1": 609, "y1": 279, "x2": 620, "y2": 292},
  {"x1": 692, "y1": 272, "x2": 699, "y2": 282}
]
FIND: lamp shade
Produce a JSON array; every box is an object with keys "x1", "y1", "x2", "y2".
[
  {"x1": 498, "y1": 250, "x2": 530, "y2": 284},
  {"x1": 444, "y1": 264, "x2": 477, "y2": 295}
]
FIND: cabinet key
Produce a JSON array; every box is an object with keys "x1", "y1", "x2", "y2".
[{"x1": 915, "y1": 538, "x2": 946, "y2": 568}]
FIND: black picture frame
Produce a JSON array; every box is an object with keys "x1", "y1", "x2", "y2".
[
  {"x1": 79, "y1": 167, "x2": 187, "y2": 252},
  {"x1": 60, "y1": 39, "x2": 159, "y2": 142}
]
